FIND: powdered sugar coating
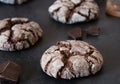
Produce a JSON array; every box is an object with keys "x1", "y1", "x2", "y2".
[
  {"x1": 48, "y1": 0, "x2": 99, "y2": 24},
  {"x1": 41, "y1": 40, "x2": 103, "y2": 79},
  {"x1": 0, "y1": 0, "x2": 27, "y2": 4},
  {"x1": 0, "y1": 17, "x2": 43, "y2": 51}
]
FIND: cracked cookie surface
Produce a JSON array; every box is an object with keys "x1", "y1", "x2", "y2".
[
  {"x1": 0, "y1": 17, "x2": 43, "y2": 51},
  {"x1": 41, "y1": 40, "x2": 103, "y2": 79},
  {"x1": 48, "y1": 0, "x2": 99, "y2": 24},
  {"x1": 0, "y1": 0, "x2": 28, "y2": 4}
]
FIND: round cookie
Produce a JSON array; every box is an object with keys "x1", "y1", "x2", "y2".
[
  {"x1": 48, "y1": 0, "x2": 99, "y2": 24},
  {"x1": 0, "y1": 17, "x2": 43, "y2": 51},
  {"x1": 40, "y1": 40, "x2": 103, "y2": 79},
  {"x1": 0, "y1": 0, "x2": 27, "y2": 5}
]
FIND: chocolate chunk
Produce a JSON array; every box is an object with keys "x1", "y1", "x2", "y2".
[
  {"x1": 85, "y1": 26, "x2": 100, "y2": 36},
  {"x1": 0, "y1": 61, "x2": 21, "y2": 84},
  {"x1": 68, "y1": 28, "x2": 83, "y2": 40}
]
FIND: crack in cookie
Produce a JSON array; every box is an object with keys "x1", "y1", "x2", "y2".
[{"x1": 66, "y1": 0, "x2": 85, "y2": 23}]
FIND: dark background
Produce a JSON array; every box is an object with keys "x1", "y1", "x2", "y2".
[{"x1": 0, "y1": 0, "x2": 120, "y2": 84}]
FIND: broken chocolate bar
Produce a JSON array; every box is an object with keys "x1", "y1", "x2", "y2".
[
  {"x1": 0, "y1": 61, "x2": 21, "y2": 84},
  {"x1": 68, "y1": 28, "x2": 83, "y2": 40}
]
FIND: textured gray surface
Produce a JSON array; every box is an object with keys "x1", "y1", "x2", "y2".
[{"x1": 0, "y1": 0, "x2": 120, "y2": 84}]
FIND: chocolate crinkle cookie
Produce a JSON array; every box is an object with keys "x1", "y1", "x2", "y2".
[
  {"x1": 0, "y1": 18, "x2": 43, "y2": 51},
  {"x1": 41, "y1": 40, "x2": 103, "y2": 79},
  {"x1": 48, "y1": 0, "x2": 99, "y2": 24},
  {"x1": 0, "y1": 0, "x2": 27, "y2": 5}
]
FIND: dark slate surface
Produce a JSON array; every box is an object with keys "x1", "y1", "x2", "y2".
[{"x1": 0, "y1": 0, "x2": 120, "y2": 84}]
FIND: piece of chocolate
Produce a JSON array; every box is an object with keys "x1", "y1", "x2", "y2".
[
  {"x1": 68, "y1": 28, "x2": 83, "y2": 40},
  {"x1": 85, "y1": 26, "x2": 100, "y2": 36},
  {"x1": 0, "y1": 61, "x2": 21, "y2": 84}
]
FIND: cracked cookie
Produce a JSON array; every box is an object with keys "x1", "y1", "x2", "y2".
[
  {"x1": 40, "y1": 40, "x2": 103, "y2": 79},
  {"x1": 0, "y1": 0, "x2": 28, "y2": 5},
  {"x1": 0, "y1": 17, "x2": 43, "y2": 51},
  {"x1": 48, "y1": 0, "x2": 99, "y2": 24}
]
